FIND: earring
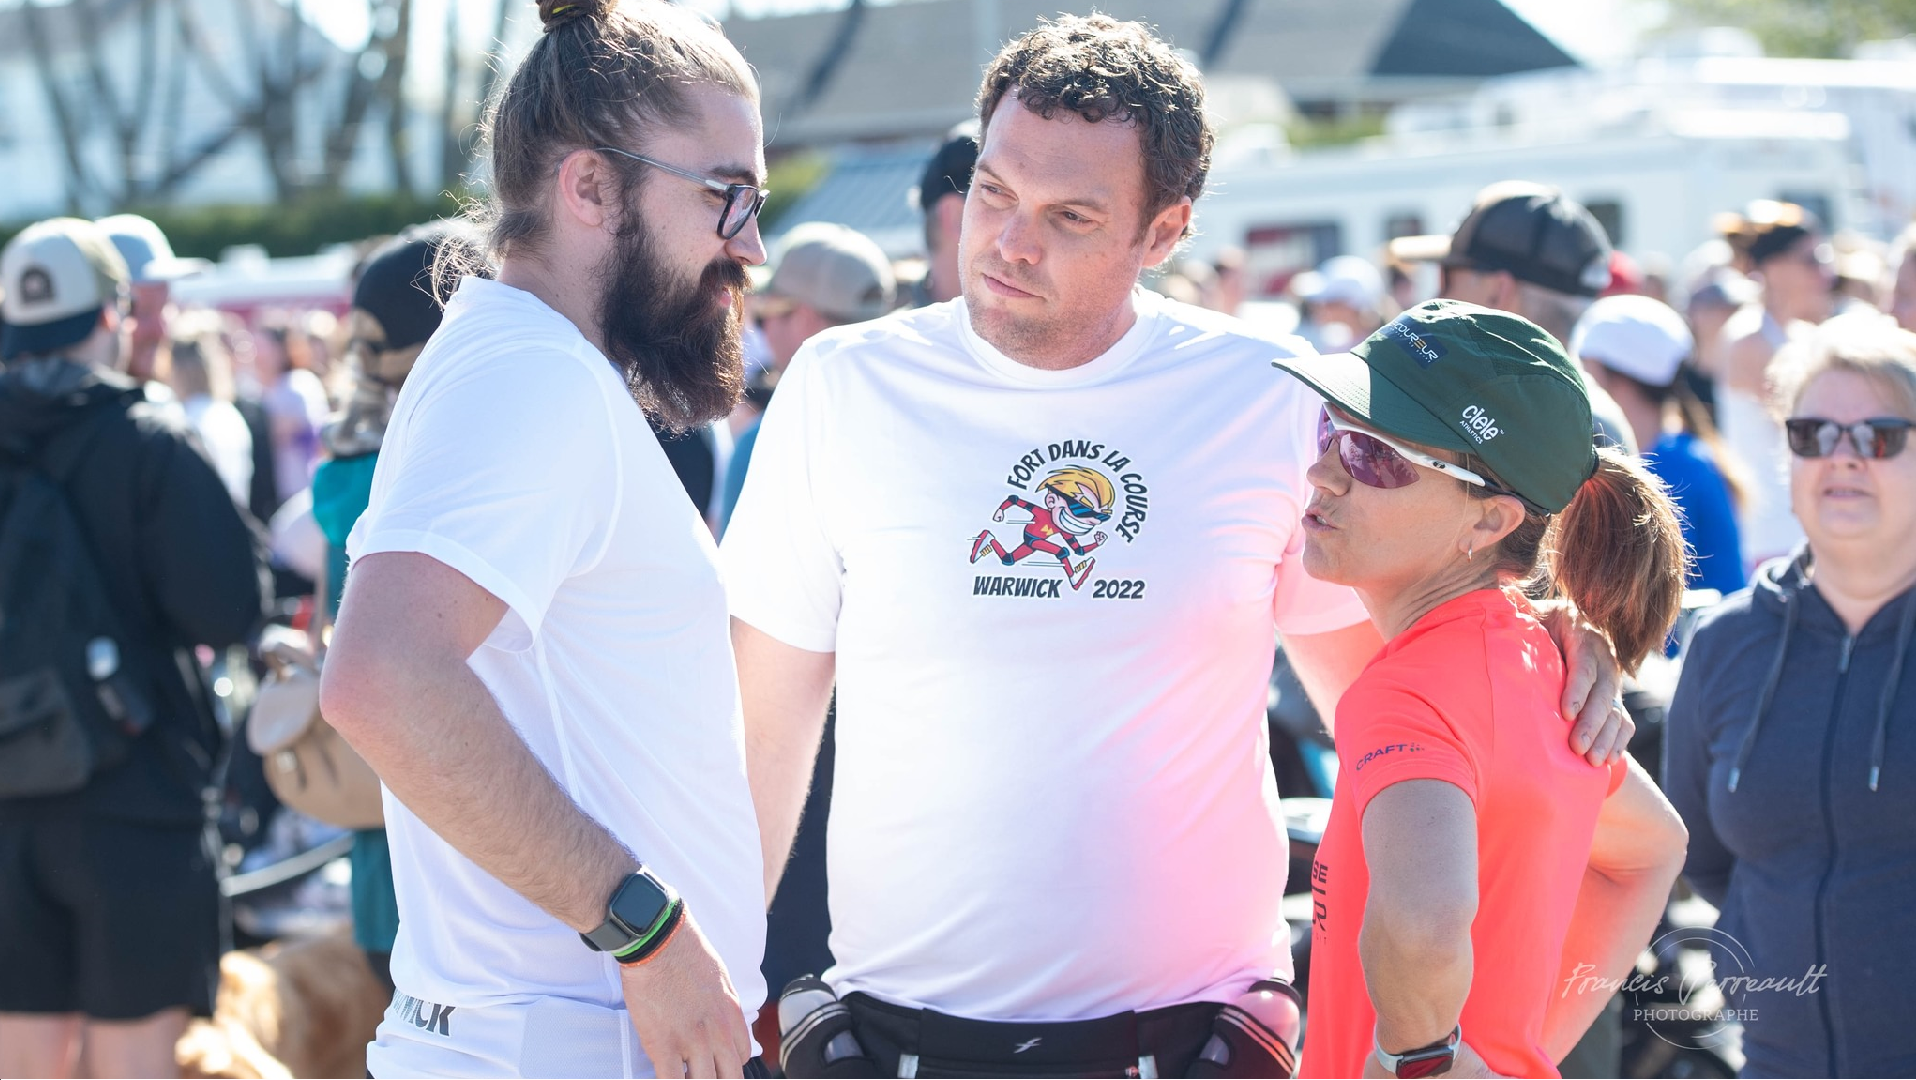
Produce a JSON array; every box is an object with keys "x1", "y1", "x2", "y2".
[{"x1": 1467, "y1": 538, "x2": 1475, "y2": 562}]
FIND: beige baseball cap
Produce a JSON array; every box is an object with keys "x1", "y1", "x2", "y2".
[
  {"x1": 754, "y1": 222, "x2": 896, "y2": 323},
  {"x1": 2, "y1": 217, "x2": 129, "y2": 360}
]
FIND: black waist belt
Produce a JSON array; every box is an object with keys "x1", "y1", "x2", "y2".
[{"x1": 843, "y1": 991, "x2": 1219, "y2": 1078}]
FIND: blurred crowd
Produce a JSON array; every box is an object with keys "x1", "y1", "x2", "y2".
[
  {"x1": 1153, "y1": 195, "x2": 1916, "y2": 600},
  {"x1": 2, "y1": 73, "x2": 1916, "y2": 1076}
]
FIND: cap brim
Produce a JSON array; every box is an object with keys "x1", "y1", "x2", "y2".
[
  {"x1": 1272, "y1": 348, "x2": 1473, "y2": 455},
  {"x1": 135, "y1": 256, "x2": 209, "y2": 283},
  {"x1": 2, "y1": 309, "x2": 101, "y2": 361},
  {"x1": 1386, "y1": 234, "x2": 1452, "y2": 265}
]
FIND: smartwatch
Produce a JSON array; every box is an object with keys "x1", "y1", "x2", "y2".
[
  {"x1": 580, "y1": 869, "x2": 684, "y2": 964},
  {"x1": 1373, "y1": 1025, "x2": 1460, "y2": 1079}
]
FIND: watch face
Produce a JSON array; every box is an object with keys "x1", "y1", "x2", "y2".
[
  {"x1": 609, "y1": 872, "x2": 674, "y2": 937},
  {"x1": 1396, "y1": 1049, "x2": 1456, "y2": 1079}
]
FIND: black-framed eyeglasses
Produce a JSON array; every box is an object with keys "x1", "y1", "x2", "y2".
[
  {"x1": 593, "y1": 146, "x2": 768, "y2": 239},
  {"x1": 1784, "y1": 416, "x2": 1913, "y2": 460}
]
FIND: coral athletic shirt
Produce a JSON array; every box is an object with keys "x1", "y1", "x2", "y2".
[{"x1": 1301, "y1": 589, "x2": 1624, "y2": 1079}]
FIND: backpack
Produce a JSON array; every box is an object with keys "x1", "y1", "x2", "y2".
[{"x1": 0, "y1": 415, "x2": 157, "y2": 798}]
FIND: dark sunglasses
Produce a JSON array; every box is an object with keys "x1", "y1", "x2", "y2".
[
  {"x1": 1061, "y1": 497, "x2": 1111, "y2": 522},
  {"x1": 1784, "y1": 416, "x2": 1913, "y2": 460},
  {"x1": 1316, "y1": 407, "x2": 1492, "y2": 490},
  {"x1": 593, "y1": 146, "x2": 769, "y2": 240}
]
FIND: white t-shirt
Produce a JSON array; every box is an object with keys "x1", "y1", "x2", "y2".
[
  {"x1": 348, "y1": 278, "x2": 765, "y2": 1075},
  {"x1": 721, "y1": 289, "x2": 1367, "y2": 1023}
]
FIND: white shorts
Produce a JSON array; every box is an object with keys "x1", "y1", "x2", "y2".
[{"x1": 367, "y1": 989, "x2": 656, "y2": 1078}]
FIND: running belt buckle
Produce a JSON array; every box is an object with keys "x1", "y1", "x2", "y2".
[{"x1": 893, "y1": 1053, "x2": 1155, "y2": 1078}]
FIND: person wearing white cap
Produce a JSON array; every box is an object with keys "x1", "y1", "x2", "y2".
[
  {"x1": 749, "y1": 222, "x2": 895, "y2": 377},
  {"x1": 95, "y1": 214, "x2": 207, "y2": 387},
  {"x1": 0, "y1": 217, "x2": 268, "y2": 1078},
  {"x1": 722, "y1": 221, "x2": 894, "y2": 533},
  {"x1": 1292, "y1": 254, "x2": 1384, "y2": 352},
  {"x1": 1572, "y1": 294, "x2": 1748, "y2": 594}
]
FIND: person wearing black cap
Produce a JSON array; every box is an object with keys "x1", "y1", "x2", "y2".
[
  {"x1": 1274, "y1": 301, "x2": 1689, "y2": 1079},
  {"x1": 0, "y1": 218, "x2": 269, "y2": 1077},
  {"x1": 1391, "y1": 181, "x2": 1639, "y2": 457},
  {"x1": 309, "y1": 221, "x2": 489, "y2": 996},
  {"x1": 913, "y1": 121, "x2": 978, "y2": 306}
]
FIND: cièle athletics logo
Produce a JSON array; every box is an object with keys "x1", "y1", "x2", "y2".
[{"x1": 969, "y1": 440, "x2": 1149, "y2": 598}]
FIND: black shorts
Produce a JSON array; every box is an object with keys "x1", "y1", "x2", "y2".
[{"x1": 0, "y1": 818, "x2": 223, "y2": 1019}]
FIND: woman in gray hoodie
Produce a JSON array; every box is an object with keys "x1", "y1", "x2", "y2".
[{"x1": 1666, "y1": 323, "x2": 1916, "y2": 1077}]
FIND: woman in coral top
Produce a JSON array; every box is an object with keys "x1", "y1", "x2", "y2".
[{"x1": 1273, "y1": 301, "x2": 1691, "y2": 1079}]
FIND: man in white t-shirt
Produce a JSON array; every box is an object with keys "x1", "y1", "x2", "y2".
[
  {"x1": 321, "y1": 4, "x2": 772, "y2": 1077},
  {"x1": 723, "y1": 15, "x2": 1631, "y2": 1077}
]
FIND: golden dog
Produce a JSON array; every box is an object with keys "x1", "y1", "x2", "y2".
[{"x1": 177, "y1": 934, "x2": 389, "y2": 1079}]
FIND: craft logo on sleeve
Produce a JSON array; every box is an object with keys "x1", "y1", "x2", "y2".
[
  {"x1": 1352, "y1": 741, "x2": 1426, "y2": 772},
  {"x1": 968, "y1": 439, "x2": 1150, "y2": 599}
]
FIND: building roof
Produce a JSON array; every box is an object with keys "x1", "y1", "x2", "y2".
[
  {"x1": 727, "y1": 0, "x2": 1577, "y2": 149},
  {"x1": 765, "y1": 144, "x2": 930, "y2": 258}
]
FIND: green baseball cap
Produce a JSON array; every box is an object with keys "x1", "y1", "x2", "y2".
[{"x1": 1273, "y1": 299, "x2": 1596, "y2": 512}]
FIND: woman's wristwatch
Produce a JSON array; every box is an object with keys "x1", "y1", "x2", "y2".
[
  {"x1": 580, "y1": 869, "x2": 685, "y2": 965},
  {"x1": 1373, "y1": 1025, "x2": 1461, "y2": 1078}
]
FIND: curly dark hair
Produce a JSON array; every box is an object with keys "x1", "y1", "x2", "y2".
[{"x1": 976, "y1": 14, "x2": 1212, "y2": 239}]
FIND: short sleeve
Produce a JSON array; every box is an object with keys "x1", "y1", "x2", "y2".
[
  {"x1": 1337, "y1": 681, "x2": 1482, "y2": 816},
  {"x1": 720, "y1": 346, "x2": 844, "y2": 653},
  {"x1": 1268, "y1": 373, "x2": 1370, "y2": 635},
  {"x1": 349, "y1": 345, "x2": 616, "y2": 643}
]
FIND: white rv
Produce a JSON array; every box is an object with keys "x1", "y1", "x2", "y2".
[
  {"x1": 1189, "y1": 32, "x2": 1902, "y2": 299},
  {"x1": 1191, "y1": 110, "x2": 1861, "y2": 299}
]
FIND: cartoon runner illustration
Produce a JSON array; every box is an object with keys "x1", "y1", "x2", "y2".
[{"x1": 970, "y1": 466, "x2": 1114, "y2": 591}]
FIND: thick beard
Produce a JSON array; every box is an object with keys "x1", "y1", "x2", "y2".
[{"x1": 596, "y1": 216, "x2": 748, "y2": 433}]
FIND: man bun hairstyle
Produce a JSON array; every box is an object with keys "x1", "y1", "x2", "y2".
[
  {"x1": 537, "y1": 0, "x2": 611, "y2": 32},
  {"x1": 1471, "y1": 447, "x2": 1689, "y2": 674},
  {"x1": 479, "y1": 0, "x2": 755, "y2": 262},
  {"x1": 977, "y1": 14, "x2": 1212, "y2": 239}
]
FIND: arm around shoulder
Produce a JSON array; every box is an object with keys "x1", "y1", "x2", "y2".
[{"x1": 1282, "y1": 619, "x2": 1382, "y2": 731}]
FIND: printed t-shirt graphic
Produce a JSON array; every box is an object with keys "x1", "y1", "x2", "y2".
[
  {"x1": 969, "y1": 449, "x2": 1152, "y2": 594},
  {"x1": 1300, "y1": 588, "x2": 1625, "y2": 1080},
  {"x1": 722, "y1": 290, "x2": 1369, "y2": 1023}
]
